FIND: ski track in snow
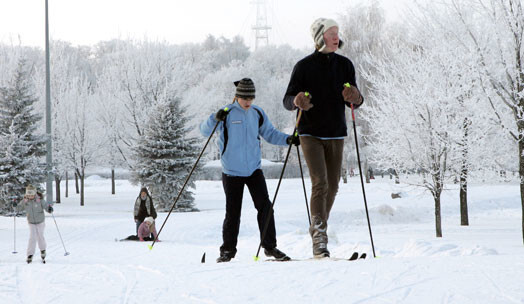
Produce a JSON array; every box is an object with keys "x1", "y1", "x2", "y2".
[{"x1": 1, "y1": 178, "x2": 524, "y2": 303}]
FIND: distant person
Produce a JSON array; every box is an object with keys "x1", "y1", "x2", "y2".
[
  {"x1": 17, "y1": 185, "x2": 53, "y2": 263},
  {"x1": 283, "y1": 18, "x2": 364, "y2": 258},
  {"x1": 133, "y1": 187, "x2": 157, "y2": 236},
  {"x1": 200, "y1": 78, "x2": 299, "y2": 263}
]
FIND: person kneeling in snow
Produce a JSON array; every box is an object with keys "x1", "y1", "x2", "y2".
[
  {"x1": 200, "y1": 78, "x2": 299, "y2": 263},
  {"x1": 17, "y1": 185, "x2": 54, "y2": 263},
  {"x1": 138, "y1": 217, "x2": 159, "y2": 242}
]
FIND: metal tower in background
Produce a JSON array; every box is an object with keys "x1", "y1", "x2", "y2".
[{"x1": 251, "y1": 0, "x2": 271, "y2": 50}]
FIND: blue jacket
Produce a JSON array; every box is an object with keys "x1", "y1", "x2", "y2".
[{"x1": 200, "y1": 102, "x2": 289, "y2": 177}]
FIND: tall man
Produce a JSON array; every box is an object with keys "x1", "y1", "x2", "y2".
[{"x1": 283, "y1": 18, "x2": 364, "y2": 258}]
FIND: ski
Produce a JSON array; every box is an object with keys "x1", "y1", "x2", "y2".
[{"x1": 266, "y1": 252, "x2": 367, "y2": 262}]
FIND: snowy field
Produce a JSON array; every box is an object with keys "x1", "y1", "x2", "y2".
[{"x1": 1, "y1": 175, "x2": 523, "y2": 304}]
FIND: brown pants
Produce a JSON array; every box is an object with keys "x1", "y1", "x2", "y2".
[{"x1": 300, "y1": 136, "x2": 344, "y2": 223}]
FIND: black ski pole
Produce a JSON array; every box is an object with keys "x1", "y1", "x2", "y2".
[
  {"x1": 347, "y1": 83, "x2": 376, "y2": 258},
  {"x1": 51, "y1": 212, "x2": 70, "y2": 256},
  {"x1": 12, "y1": 199, "x2": 17, "y2": 254},
  {"x1": 296, "y1": 145, "x2": 311, "y2": 225},
  {"x1": 254, "y1": 109, "x2": 304, "y2": 260},
  {"x1": 149, "y1": 113, "x2": 225, "y2": 250}
]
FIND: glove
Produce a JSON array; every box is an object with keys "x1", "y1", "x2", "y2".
[
  {"x1": 215, "y1": 109, "x2": 229, "y2": 122},
  {"x1": 342, "y1": 85, "x2": 362, "y2": 105},
  {"x1": 47, "y1": 206, "x2": 53, "y2": 213},
  {"x1": 293, "y1": 92, "x2": 313, "y2": 111},
  {"x1": 286, "y1": 134, "x2": 300, "y2": 146}
]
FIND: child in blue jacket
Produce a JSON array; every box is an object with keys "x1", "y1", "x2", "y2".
[{"x1": 200, "y1": 78, "x2": 299, "y2": 262}]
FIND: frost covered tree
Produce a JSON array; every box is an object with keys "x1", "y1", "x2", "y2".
[
  {"x1": 450, "y1": 0, "x2": 524, "y2": 244},
  {"x1": 61, "y1": 75, "x2": 104, "y2": 206},
  {"x1": 338, "y1": 1, "x2": 394, "y2": 183},
  {"x1": 362, "y1": 39, "x2": 472, "y2": 237},
  {"x1": 131, "y1": 97, "x2": 199, "y2": 212},
  {"x1": 0, "y1": 60, "x2": 46, "y2": 213}
]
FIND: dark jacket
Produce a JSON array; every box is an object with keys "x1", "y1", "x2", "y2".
[
  {"x1": 283, "y1": 50, "x2": 363, "y2": 138},
  {"x1": 134, "y1": 195, "x2": 157, "y2": 222}
]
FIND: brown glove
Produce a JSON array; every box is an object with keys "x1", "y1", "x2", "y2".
[
  {"x1": 293, "y1": 92, "x2": 313, "y2": 111},
  {"x1": 342, "y1": 85, "x2": 362, "y2": 105}
]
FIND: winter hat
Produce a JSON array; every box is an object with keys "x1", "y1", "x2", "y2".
[
  {"x1": 144, "y1": 217, "x2": 154, "y2": 225},
  {"x1": 26, "y1": 185, "x2": 37, "y2": 196},
  {"x1": 310, "y1": 18, "x2": 344, "y2": 52},
  {"x1": 234, "y1": 78, "x2": 256, "y2": 99}
]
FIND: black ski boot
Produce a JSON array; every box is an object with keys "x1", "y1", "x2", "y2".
[
  {"x1": 41, "y1": 250, "x2": 46, "y2": 263},
  {"x1": 216, "y1": 250, "x2": 235, "y2": 263},
  {"x1": 264, "y1": 247, "x2": 291, "y2": 261},
  {"x1": 26, "y1": 255, "x2": 33, "y2": 264}
]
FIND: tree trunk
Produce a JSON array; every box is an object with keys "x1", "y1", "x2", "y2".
[
  {"x1": 111, "y1": 168, "x2": 116, "y2": 195},
  {"x1": 433, "y1": 171, "x2": 443, "y2": 238},
  {"x1": 76, "y1": 168, "x2": 84, "y2": 206},
  {"x1": 75, "y1": 171, "x2": 79, "y2": 194},
  {"x1": 81, "y1": 170, "x2": 85, "y2": 207},
  {"x1": 460, "y1": 167, "x2": 469, "y2": 226},
  {"x1": 434, "y1": 192, "x2": 442, "y2": 237},
  {"x1": 365, "y1": 159, "x2": 370, "y2": 183},
  {"x1": 519, "y1": 137, "x2": 524, "y2": 245},
  {"x1": 460, "y1": 117, "x2": 470, "y2": 226},
  {"x1": 394, "y1": 170, "x2": 400, "y2": 184},
  {"x1": 65, "y1": 171, "x2": 69, "y2": 198},
  {"x1": 54, "y1": 175, "x2": 61, "y2": 204}
]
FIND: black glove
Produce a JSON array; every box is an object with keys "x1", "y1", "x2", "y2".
[
  {"x1": 47, "y1": 206, "x2": 53, "y2": 213},
  {"x1": 286, "y1": 134, "x2": 300, "y2": 146},
  {"x1": 215, "y1": 109, "x2": 229, "y2": 122}
]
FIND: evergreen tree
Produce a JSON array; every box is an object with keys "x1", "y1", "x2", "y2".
[
  {"x1": 0, "y1": 60, "x2": 47, "y2": 214},
  {"x1": 131, "y1": 96, "x2": 200, "y2": 212}
]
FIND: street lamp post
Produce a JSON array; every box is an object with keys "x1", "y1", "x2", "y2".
[{"x1": 45, "y1": 0, "x2": 53, "y2": 203}]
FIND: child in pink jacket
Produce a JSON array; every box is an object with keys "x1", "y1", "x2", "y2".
[{"x1": 138, "y1": 217, "x2": 159, "y2": 241}]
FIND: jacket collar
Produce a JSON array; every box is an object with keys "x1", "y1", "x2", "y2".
[{"x1": 313, "y1": 49, "x2": 335, "y2": 64}]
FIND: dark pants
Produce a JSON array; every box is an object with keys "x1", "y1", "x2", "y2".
[
  {"x1": 300, "y1": 136, "x2": 344, "y2": 222},
  {"x1": 220, "y1": 169, "x2": 277, "y2": 255}
]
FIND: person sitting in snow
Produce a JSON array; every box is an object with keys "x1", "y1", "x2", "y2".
[
  {"x1": 138, "y1": 216, "x2": 159, "y2": 241},
  {"x1": 133, "y1": 187, "x2": 157, "y2": 236},
  {"x1": 17, "y1": 185, "x2": 54, "y2": 263},
  {"x1": 200, "y1": 77, "x2": 299, "y2": 263}
]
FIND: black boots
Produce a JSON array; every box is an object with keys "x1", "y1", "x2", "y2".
[
  {"x1": 264, "y1": 247, "x2": 291, "y2": 261},
  {"x1": 216, "y1": 250, "x2": 236, "y2": 263}
]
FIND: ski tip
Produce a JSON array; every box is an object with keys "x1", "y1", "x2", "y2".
[
  {"x1": 253, "y1": 256, "x2": 260, "y2": 262},
  {"x1": 201, "y1": 252, "x2": 206, "y2": 263},
  {"x1": 344, "y1": 82, "x2": 351, "y2": 88},
  {"x1": 148, "y1": 245, "x2": 153, "y2": 251}
]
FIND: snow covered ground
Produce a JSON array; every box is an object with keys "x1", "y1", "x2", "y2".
[{"x1": 1, "y1": 176, "x2": 523, "y2": 304}]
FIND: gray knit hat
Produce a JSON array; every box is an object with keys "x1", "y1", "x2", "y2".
[
  {"x1": 310, "y1": 18, "x2": 344, "y2": 52},
  {"x1": 234, "y1": 78, "x2": 256, "y2": 99}
]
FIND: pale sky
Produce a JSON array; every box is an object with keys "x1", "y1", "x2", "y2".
[{"x1": 0, "y1": 0, "x2": 408, "y2": 50}]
